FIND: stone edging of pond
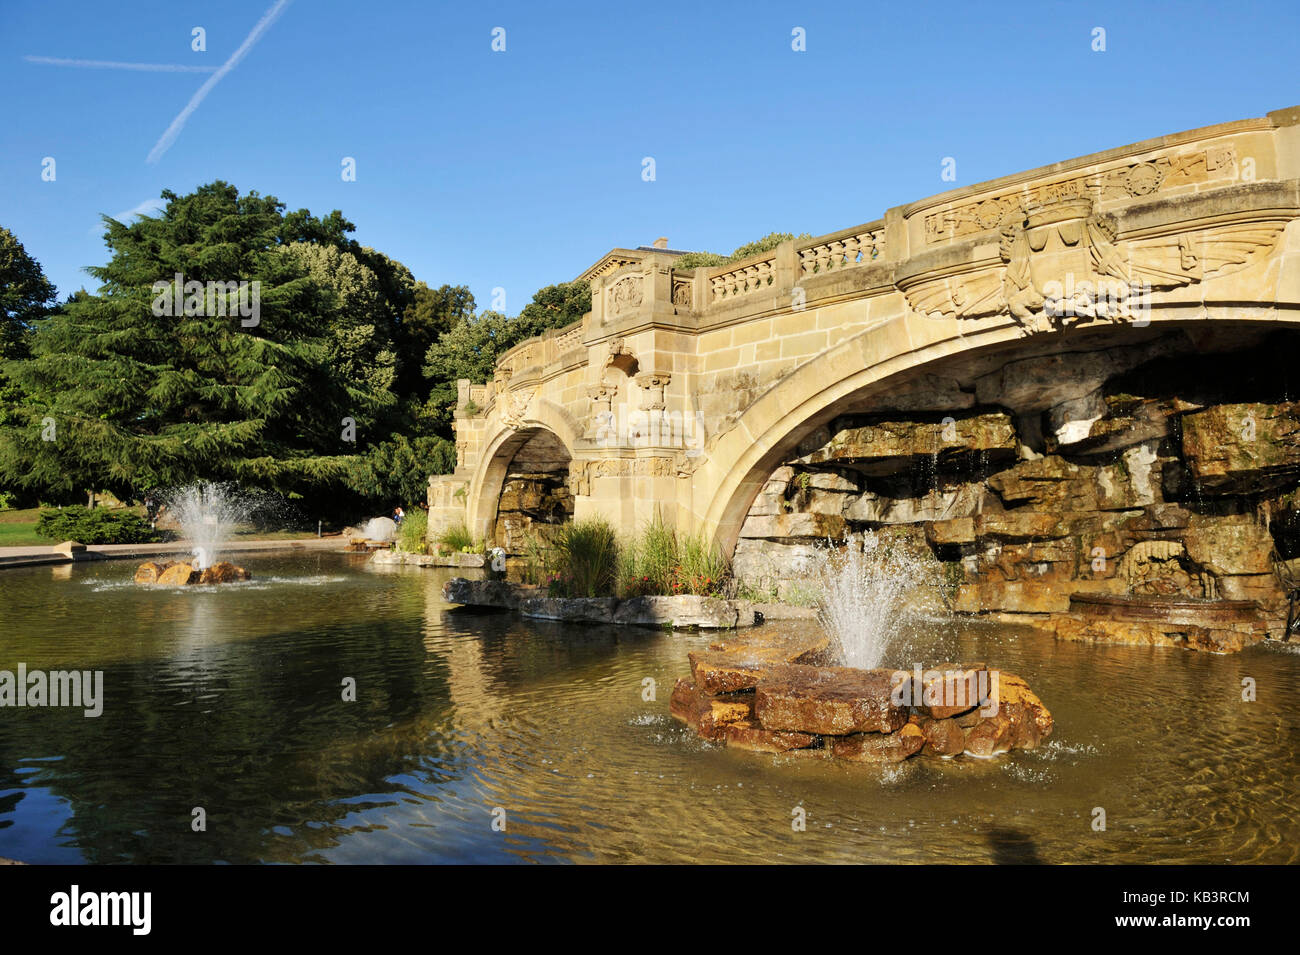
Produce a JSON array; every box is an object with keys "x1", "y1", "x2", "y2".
[{"x1": 440, "y1": 577, "x2": 816, "y2": 629}]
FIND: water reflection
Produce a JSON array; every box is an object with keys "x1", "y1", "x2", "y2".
[{"x1": 0, "y1": 553, "x2": 1297, "y2": 864}]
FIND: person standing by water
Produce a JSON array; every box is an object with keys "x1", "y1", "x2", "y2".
[{"x1": 392, "y1": 505, "x2": 405, "y2": 528}]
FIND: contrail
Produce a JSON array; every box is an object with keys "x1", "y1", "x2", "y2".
[
  {"x1": 146, "y1": 0, "x2": 292, "y2": 164},
  {"x1": 25, "y1": 56, "x2": 219, "y2": 73}
]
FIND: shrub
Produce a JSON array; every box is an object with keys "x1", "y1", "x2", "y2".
[
  {"x1": 396, "y1": 508, "x2": 429, "y2": 554},
  {"x1": 35, "y1": 506, "x2": 163, "y2": 545},
  {"x1": 554, "y1": 517, "x2": 619, "y2": 597}
]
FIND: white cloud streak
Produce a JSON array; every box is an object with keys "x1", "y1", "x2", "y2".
[
  {"x1": 146, "y1": 0, "x2": 293, "y2": 164},
  {"x1": 25, "y1": 56, "x2": 219, "y2": 72}
]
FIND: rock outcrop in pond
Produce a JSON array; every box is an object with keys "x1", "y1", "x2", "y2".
[
  {"x1": 670, "y1": 630, "x2": 1053, "y2": 761},
  {"x1": 134, "y1": 560, "x2": 251, "y2": 585}
]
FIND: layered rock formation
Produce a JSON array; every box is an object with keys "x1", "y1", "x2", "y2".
[
  {"x1": 734, "y1": 331, "x2": 1300, "y2": 650},
  {"x1": 493, "y1": 429, "x2": 573, "y2": 554},
  {"x1": 670, "y1": 631, "x2": 1053, "y2": 761}
]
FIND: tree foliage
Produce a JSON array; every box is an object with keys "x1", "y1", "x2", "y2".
[
  {"x1": 421, "y1": 280, "x2": 590, "y2": 436},
  {"x1": 0, "y1": 183, "x2": 396, "y2": 502},
  {"x1": 670, "y1": 231, "x2": 812, "y2": 271}
]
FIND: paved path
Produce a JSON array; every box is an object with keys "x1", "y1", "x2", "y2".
[{"x1": 0, "y1": 536, "x2": 348, "y2": 569}]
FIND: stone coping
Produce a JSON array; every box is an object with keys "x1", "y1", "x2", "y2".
[
  {"x1": 441, "y1": 576, "x2": 791, "y2": 629},
  {"x1": 0, "y1": 536, "x2": 345, "y2": 570},
  {"x1": 370, "y1": 549, "x2": 486, "y2": 568}
]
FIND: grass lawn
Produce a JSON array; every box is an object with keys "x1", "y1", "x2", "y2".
[
  {"x1": 0, "y1": 506, "x2": 323, "y2": 548},
  {"x1": 0, "y1": 508, "x2": 46, "y2": 547}
]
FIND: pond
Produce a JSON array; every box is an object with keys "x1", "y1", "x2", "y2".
[{"x1": 0, "y1": 551, "x2": 1297, "y2": 863}]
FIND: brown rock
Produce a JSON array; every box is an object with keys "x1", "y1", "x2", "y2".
[
  {"x1": 157, "y1": 562, "x2": 199, "y2": 586},
  {"x1": 1050, "y1": 613, "x2": 1265, "y2": 654},
  {"x1": 1181, "y1": 401, "x2": 1300, "y2": 494},
  {"x1": 963, "y1": 713, "x2": 1015, "y2": 757},
  {"x1": 830, "y1": 729, "x2": 925, "y2": 763},
  {"x1": 723, "y1": 721, "x2": 819, "y2": 753},
  {"x1": 689, "y1": 649, "x2": 788, "y2": 695},
  {"x1": 1181, "y1": 518, "x2": 1276, "y2": 576},
  {"x1": 800, "y1": 413, "x2": 1017, "y2": 477},
  {"x1": 133, "y1": 561, "x2": 175, "y2": 584},
  {"x1": 754, "y1": 665, "x2": 908, "y2": 736},
  {"x1": 669, "y1": 679, "x2": 753, "y2": 740},
  {"x1": 905, "y1": 662, "x2": 991, "y2": 719},
  {"x1": 919, "y1": 717, "x2": 967, "y2": 756},
  {"x1": 708, "y1": 630, "x2": 832, "y2": 665},
  {"x1": 198, "y1": 561, "x2": 251, "y2": 584},
  {"x1": 986, "y1": 671, "x2": 1054, "y2": 744}
]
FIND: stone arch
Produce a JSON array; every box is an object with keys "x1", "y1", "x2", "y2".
[
  {"x1": 695, "y1": 309, "x2": 1300, "y2": 559},
  {"x1": 468, "y1": 401, "x2": 582, "y2": 548}
]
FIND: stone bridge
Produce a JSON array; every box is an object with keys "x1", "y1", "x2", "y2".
[{"x1": 429, "y1": 106, "x2": 1300, "y2": 625}]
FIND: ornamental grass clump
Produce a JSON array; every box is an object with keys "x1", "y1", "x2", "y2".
[
  {"x1": 555, "y1": 517, "x2": 619, "y2": 597},
  {"x1": 436, "y1": 522, "x2": 477, "y2": 553},
  {"x1": 618, "y1": 515, "x2": 731, "y2": 597},
  {"x1": 396, "y1": 508, "x2": 429, "y2": 554}
]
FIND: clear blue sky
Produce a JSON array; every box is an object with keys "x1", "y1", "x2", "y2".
[{"x1": 3, "y1": 0, "x2": 1298, "y2": 312}]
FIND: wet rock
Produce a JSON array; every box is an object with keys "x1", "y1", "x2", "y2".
[
  {"x1": 613, "y1": 595, "x2": 755, "y2": 629},
  {"x1": 754, "y1": 665, "x2": 908, "y2": 735},
  {"x1": 987, "y1": 452, "x2": 1159, "y2": 512},
  {"x1": 669, "y1": 679, "x2": 754, "y2": 741},
  {"x1": 963, "y1": 713, "x2": 1015, "y2": 757},
  {"x1": 198, "y1": 561, "x2": 251, "y2": 584},
  {"x1": 905, "y1": 663, "x2": 991, "y2": 719},
  {"x1": 723, "y1": 721, "x2": 819, "y2": 753},
  {"x1": 1049, "y1": 614, "x2": 1265, "y2": 653},
  {"x1": 1046, "y1": 595, "x2": 1273, "y2": 651},
  {"x1": 844, "y1": 483, "x2": 986, "y2": 524},
  {"x1": 441, "y1": 577, "x2": 532, "y2": 609},
  {"x1": 707, "y1": 630, "x2": 832, "y2": 664},
  {"x1": 926, "y1": 517, "x2": 976, "y2": 547},
  {"x1": 689, "y1": 648, "x2": 798, "y2": 695},
  {"x1": 1182, "y1": 401, "x2": 1300, "y2": 494},
  {"x1": 798, "y1": 413, "x2": 1017, "y2": 477},
  {"x1": 688, "y1": 630, "x2": 832, "y2": 694},
  {"x1": 829, "y1": 725, "x2": 925, "y2": 762},
  {"x1": 985, "y1": 672, "x2": 1054, "y2": 747},
  {"x1": 1181, "y1": 517, "x2": 1276, "y2": 576},
  {"x1": 520, "y1": 597, "x2": 616, "y2": 623},
  {"x1": 157, "y1": 562, "x2": 199, "y2": 586},
  {"x1": 737, "y1": 512, "x2": 847, "y2": 541},
  {"x1": 919, "y1": 717, "x2": 967, "y2": 756},
  {"x1": 134, "y1": 561, "x2": 175, "y2": 584}
]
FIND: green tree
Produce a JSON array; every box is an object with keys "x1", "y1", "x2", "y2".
[
  {"x1": 397, "y1": 283, "x2": 474, "y2": 401},
  {"x1": 421, "y1": 281, "x2": 590, "y2": 436},
  {"x1": 0, "y1": 183, "x2": 389, "y2": 503},
  {"x1": 671, "y1": 231, "x2": 811, "y2": 271},
  {"x1": 0, "y1": 227, "x2": 58, "y2": 506},
  {"x1": 0, "y1": 225, "x2": 56, "y2": 359}
]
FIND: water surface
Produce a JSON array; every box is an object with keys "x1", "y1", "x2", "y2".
[{"x1": 1, "y1": 552, "x2": 1296, "y2": 863}]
